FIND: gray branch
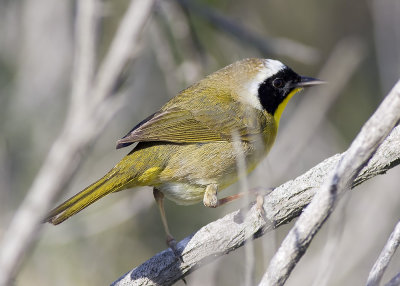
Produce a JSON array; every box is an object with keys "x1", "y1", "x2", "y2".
[
  {"x1": 176, "y1": 0, "x2": 319, "y2": 64},
  {"x1": 385, "y1": 272, "x2": 400, "y2": 286},
  {"x1": 111, "y1": 84, "x2": 400, "y2": 285},
  {"x1": 259, "y1": 79, "x2": 400, "y2": 285},
  {"x1": 0, "y1": 1, "x2": 155, "y2": 285},
  {"x1": 367, "y1": 221, "x2": 400, "y2": 286}
]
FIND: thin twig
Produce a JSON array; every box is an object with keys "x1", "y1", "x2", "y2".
[
  {"x1": 385, "y1": 272, "x2": 400, "y2": 286},
  {"x1": 367, "y1": 221, "x2": 400, "y2": 286},
  {"x1": 232, "y1": 132, "x2": 255, "y2": 286},
  {"x1": 92, "y1": 0, "x2": 154, "y2": 106},
  {"x1": 0, "y1": 1, "x2": 99, "y2": 283},
  {"x1": 371, "y1": 0, "x2": 400, "y2": 93},
  {"x1": 70, "y1": 0, "x2": 98, "y2": 111},
  {"x1": 259, "y1": 79, "x2": 400, "y2": 286},
  {"x1": 111, "y1": 124, "x2": 400, "y2": 285},
  {"x1": 0, "y1": 1, "x2": 155, "y2": 285},
  {"x1": 175, "y1": 0, "x2": 320, "y2": 64}
]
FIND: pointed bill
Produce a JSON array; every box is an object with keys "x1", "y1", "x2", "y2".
[{"x1": 294, "y1": 76, "x2": 326, "y2": 88}]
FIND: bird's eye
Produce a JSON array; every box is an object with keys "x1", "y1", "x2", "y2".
[{"x1": 272, "y1": 78, "x2": 284, "y2": 88}]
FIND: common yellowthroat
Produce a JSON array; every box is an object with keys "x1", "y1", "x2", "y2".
[{"x1": 45, "y1": 58, "x2": 324, "y2": 249}]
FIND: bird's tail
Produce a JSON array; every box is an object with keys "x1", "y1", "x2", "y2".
[{"x1": 45, "y1": 171, "x2": 125, "y2": 225}]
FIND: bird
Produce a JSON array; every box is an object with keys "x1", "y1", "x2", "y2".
[{"x1": 45, "y1": 58, "x2": 324, "y2": 252}]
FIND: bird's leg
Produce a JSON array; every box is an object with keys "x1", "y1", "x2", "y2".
[
  {"x1": 203, "y1": 183, "x2": 245, "y2": 207},
  {"x1": 203, "y1": 184, "x2": 219, "y2": 207},
  {"x1": 153, "y1": 188, "x2": 180, "y2": 258},
  {"x1": 203, "y1": 184, "x2": 273, "y2": 210},
  {"x1": 216, "y1": 192, "x2": 247, "y2": 206}
]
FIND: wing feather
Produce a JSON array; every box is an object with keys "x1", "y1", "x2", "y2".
[
  {"x1": 116, "y1": 87, "x2": 267, "y2": 149},
  {"x1": 116, "y1": 108, "x2": 226, "y2": 149}
]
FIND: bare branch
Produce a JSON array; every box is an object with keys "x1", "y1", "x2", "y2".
[
  {"x1": 70, "y1": 0, "x2": 98, "y2": 110},
  {"x1": 385, "y1": 272, "x2": 400, "y2": 286},
  {"x1": 0, "y1": 1, "x2": 155, "y2": 285},
  {"x1": 91, "y1": 0, "x2": 154, "y2": 106},
  {"x1": 111, "y1": 114, "x2": 400, "y2": 285},
  {"x1": 259, "y1": 79, "x2": 400, "y2": 286},
  {"x1": 176, "y1": 0, "x2": 320, "y2": 64},
  {"x1": 367, "y1": 221, "x2": 400, "y2": 286},
  {"x1": 371, "y1": 0, "x2": 400, "y2": 93}
]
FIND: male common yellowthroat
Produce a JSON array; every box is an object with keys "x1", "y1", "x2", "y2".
[{"x1": 45, "y1": 58, "x2": 323, "y2": 248}]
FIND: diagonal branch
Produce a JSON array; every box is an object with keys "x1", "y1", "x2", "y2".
[
  {"x1": 259, "y1": 78, "x2": 400, "y2": 286},
  {"x1": 367, "y1": 220, "x2": 400, "y2": 286},
  {"x1": 176, "y1": 0, "x2": 319, "y2": 64},
  {"x1": 385, "y1": 272, "x2": 400, "y2": 286},
  {"x1": 111, "y1": 88, "x2": 400, "y2": 285}
]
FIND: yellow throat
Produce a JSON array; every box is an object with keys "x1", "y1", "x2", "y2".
[{"x1": 273, "y1": 87, "x2": 302, "y2": 127}]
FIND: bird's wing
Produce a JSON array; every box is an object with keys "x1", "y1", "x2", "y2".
[
  {"x1": 116, "y1": 107, "x2": 228, "y2": 149},
  {"x1": 115, "y1": 103, "x2": 265, "y2": 149}
]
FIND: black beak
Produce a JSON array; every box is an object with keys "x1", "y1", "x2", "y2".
[{"x1": 292, "y1": 76, "x2": 326, "y2": 88}]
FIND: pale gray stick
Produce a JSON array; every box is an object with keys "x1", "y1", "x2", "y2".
[
  {"x1": 69, "y1": 0, "x2": 98, "y2": 111},
  {"x1": 111, "y1": 125, "x2": 400, "y2": 285},
  {"x1": 176, "y1": 0, "x2": 319, "y2": 64},
  {"x1": 259, "y1": 79, "x2": 400, "y2": 286},
  {"x1": 0, "y1": 1, "x2": 155, "y2": 285},
  {"x1": 0, "y1": 1, "x2": 98, "y2": 284},
  {"x1": 371, "y1": 0, "x2": 400, "y2": 93},
  {"x1": 385, "y1": 272, "x2": 400, "y2": 286},
  {"x1": 367, "y1": 221, "x2": 400, "y2": 286}
]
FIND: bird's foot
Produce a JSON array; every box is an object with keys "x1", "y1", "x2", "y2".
[{"x1": 166, "y1": 235, "x2": 183, "y2": 263}]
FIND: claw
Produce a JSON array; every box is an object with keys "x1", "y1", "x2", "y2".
[{"x1": 167, "y1": 235, "x2": 183, "y2": 262}]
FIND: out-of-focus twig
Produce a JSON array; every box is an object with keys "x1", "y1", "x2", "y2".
[
  {"x1": 111, "y1": 114, "x2": 400, "y2": 285},
  {"x1": 175, "y1": 0, "x2": 320, "y2": 64},
  {"x1": 371, "y1": 0, "x2": 400, "y2": 93},
  {"x1": 70, "y1": 0, "x2": 97, "y2": 111},
  {"x1": 232, "y1": 132, "x2": 255, "y2": 286},
  {"x1": 0, "y1": 1, "x2": 155, "y2": 285},
  {"x1": 367, "y1": 220, "x2": 400, "y2": 286},
  {"x1": 153, "y1": 1, "x2": 203, "y2": 86},
  {"x1": 91, "y1": 0, "x2": 154, "y2": 106},
  {"x1": 259, "y1": 79, "x2": 400, "y2": 286}
]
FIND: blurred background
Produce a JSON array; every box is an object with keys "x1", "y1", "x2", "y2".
[{"x1": 0, "y1": 0, "x2": 399, "y2": 285}]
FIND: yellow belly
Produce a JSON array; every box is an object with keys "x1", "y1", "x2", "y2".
[{"x1": 120, "y1": 139, "x2": 273, "y2": 205}]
